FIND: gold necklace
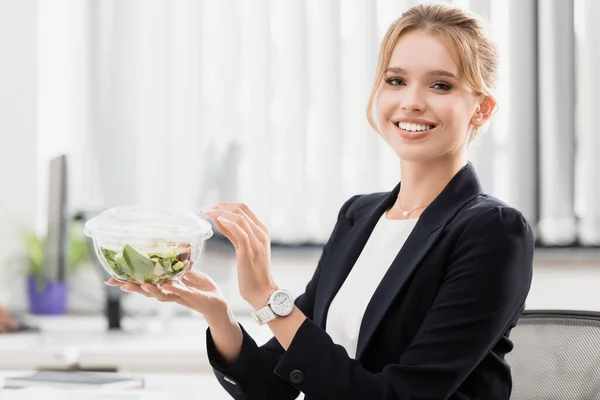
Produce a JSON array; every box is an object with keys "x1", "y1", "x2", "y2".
[{"x1": 398, "y1": 204, "x2": 429, "y2": 218}]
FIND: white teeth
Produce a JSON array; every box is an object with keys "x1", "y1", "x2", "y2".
[{"x1": 397, "y1": 122, "x2": 434, "y2": 132}]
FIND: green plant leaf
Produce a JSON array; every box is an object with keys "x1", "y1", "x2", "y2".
[{"x1": 17, "y1": 221, "x2": 92, "y2": 285}]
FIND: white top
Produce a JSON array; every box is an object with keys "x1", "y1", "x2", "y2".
[{"x1": 325, "y1": 213, "x2": 419, "y2": 359}]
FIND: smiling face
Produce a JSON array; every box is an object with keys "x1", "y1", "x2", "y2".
[{"x1": 376, "y1": 29, "x2": 491, "y2": 163}]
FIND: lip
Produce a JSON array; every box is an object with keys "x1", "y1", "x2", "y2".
[{"x1": 392, "y1": 117, "x2": 437, "y2": 140}]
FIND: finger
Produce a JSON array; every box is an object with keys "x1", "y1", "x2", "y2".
[
  {"x1": 140, "y1": 284, "x2": 181, "y2": 302},
  {"x1": 205, "y1": 207, "x2": 251, "y2": 251},
  {"x1": 216, "y1": 204, "x2": 267, "y2": 241},
  {"x1": 203, "y1": 208, "x2": 239, "y2": 248},
  {"x1": 213, "y1": 218, "x2": 239, "y2": 249},
  {"x1": 217, "y1": 209, "x2": 254, "y2": 237},
  {"x1": 182, "y1": 270, "x2": 216, "y2": 288},
  {"x1": 162, "y1": 281, "x2": 208, "y2": 304},
  {"x1": 216, "y1": 215, "x2": 251, "y2": 252},
  {"x1": 206, "y1": 204, "x2": 269, "y2": 251},
  {"x1": 105, "y1": 278, "x2": 125, "y2": 286},
  {"x1": 121, "y1": 283, "x2": 152, "y2": 298},
  {"x1": 228, "y1": 202, "x2": 269, "y2": 235},
  {"x1": 162, "y1": 281, "x2": 194, "y2": 296},
  {"x1": 207, "y1": 208, "x2": 258, "y2": 252},
  {"x1": 240, "y1": 211, "x2": 270, "y2": 246}
]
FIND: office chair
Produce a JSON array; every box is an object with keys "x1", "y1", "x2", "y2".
[{"x1": 506, "y1": 310, "x2": 600, "y2": 400}]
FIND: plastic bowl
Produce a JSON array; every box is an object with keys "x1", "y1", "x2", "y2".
[{"x1": 84, "y1": 205, "x2": 213, "y2": 285}]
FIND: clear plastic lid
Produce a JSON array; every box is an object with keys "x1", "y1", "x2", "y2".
[{"x1": 83, "y1": 205, "x2": 213, "y2": 242}]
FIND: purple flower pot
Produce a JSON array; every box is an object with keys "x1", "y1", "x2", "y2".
[{"x1": 27, "y1": 276, "x2": 67, "y2": 315}]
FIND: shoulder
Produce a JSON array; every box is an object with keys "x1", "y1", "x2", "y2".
[
  {"x1": 442, "y1": 196, "x2": 535, "y2": 299},
  {"x1": 448, "y1": 194, "x2": 535, "y2": 263},
  {"x1": 455, "y1": 194, "x2": 532, "y2": 234}
]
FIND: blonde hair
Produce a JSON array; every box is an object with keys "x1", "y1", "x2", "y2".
[{"x1": 366, "y1": 4, "x2": 499, "y2": 140}]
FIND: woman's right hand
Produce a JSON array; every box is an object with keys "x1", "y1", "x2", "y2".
[
  {"x1": 108, "y1": 270, "x2": 244, "y2": 364},
  {"x1": 105, "y1": 270, "x2": 232, "y2": 326}
]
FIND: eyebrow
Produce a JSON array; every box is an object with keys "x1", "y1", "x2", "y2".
[{"x1": 384, "y1": 67, "x2": 458, "y2": 80}]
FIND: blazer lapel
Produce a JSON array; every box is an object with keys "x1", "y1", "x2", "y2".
[
  {"x1": 355, "y1": 162, "x2": 484, "y2": 360},
  {"x1": 314, "y1": 187, "x2": 398, "y2": 329}
]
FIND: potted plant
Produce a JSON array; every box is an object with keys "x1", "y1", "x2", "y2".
[{"x1": 21, "y1": 221, "x2": 91, "y2": 315}]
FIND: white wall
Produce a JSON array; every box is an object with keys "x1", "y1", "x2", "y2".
[
  {"x1": 0, "y1": 0, "x2": 38, "y2": 308},
  {"x1": 527, "y1": 252, "x2": 600, "y2": 311}
]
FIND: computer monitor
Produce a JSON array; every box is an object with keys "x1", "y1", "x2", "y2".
[{"x1": 44, "y1": 154, "x2": 68, "y2": 282}]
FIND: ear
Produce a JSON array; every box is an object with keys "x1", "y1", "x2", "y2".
[{"x1": 471, "y1": 95, "x2": 497, "y2": 127}]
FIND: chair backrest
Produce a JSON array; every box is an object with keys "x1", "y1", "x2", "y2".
[{"x1": 506, "y1": 310, "x2": 600, "y2": 400}]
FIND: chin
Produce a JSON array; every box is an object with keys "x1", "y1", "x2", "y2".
[{"x1": 387, "y1": 140, "x2": 439, "y2": 163}]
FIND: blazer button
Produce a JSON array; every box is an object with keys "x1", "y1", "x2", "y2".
[
  {"x1": 223, "y1": 376, "x2": 237, "y2": 386},
  {"x1": 289, "y1": 370, "x2": 304, "y2": 384}
]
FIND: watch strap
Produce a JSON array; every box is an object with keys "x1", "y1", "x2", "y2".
[{"x1": 251, "y1": 305, "x2": 277, "y2": 325}]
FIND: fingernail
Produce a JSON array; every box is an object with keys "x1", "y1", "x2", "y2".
[
  {"x1": 217, "y1": 216, "x2": 231, "y2": 224},
  {"x1": 141, "y1": 284, "x2": 152, "y2": 292},
  {"x1": 202, "y1": 208, "x2": 216, "y2": 214}
]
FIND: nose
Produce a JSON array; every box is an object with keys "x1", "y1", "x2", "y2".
[{"x1": 400, "y1": 86, "x2": 426, "y2": 112}]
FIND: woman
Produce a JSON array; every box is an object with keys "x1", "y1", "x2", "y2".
[{"x1": 109, "y1": 4, "x2": 534, "y2": 399}]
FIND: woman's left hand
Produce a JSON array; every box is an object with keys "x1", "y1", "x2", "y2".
[{"x1": 202, "y1": 203, "x2": 278, "y2": 309}]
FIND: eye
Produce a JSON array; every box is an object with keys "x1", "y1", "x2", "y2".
[
  {"x1": 385, "y1": 77, "x2": 405, "y2": 86},
  {"x1": 432, "y1": 82, "x2": 452, "y2": 91}
]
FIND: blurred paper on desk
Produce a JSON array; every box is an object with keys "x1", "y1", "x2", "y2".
[
  {"x1": 3, "y1": 371, "x2": 143, "y2": 390},
  {"x1": 1, "y1": 386, "x2": 171, "y2": 400}
]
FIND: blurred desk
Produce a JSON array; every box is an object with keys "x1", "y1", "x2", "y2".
[
  {"x1": 0, "y1": 315, "x2": 272, "y2": 373},
  {"x1": 0, "y1": 370, "x2": 233, "y2": 399}
]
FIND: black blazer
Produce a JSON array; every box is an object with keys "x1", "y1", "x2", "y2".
[{"x1": 206, "y1": 163, "x2": 534, "y2": 400}]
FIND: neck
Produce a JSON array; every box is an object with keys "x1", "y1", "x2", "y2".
[{"x1": 390, "y1": 155, "x2": 468, "y2": 219}]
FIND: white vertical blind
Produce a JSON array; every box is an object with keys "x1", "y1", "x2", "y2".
[
  {"x1": 537, "y1": 0, "x2": 577, "y2": 245},
  {"x1": 339, "y1": 0, "x2": 382, "y2": 199},
  {"x1": 237, "y1": 0, "x2": 273, "y2": 228},
  {"x1": 135, "y1": 0, "x2": 171, "y2": 209},
  {"x1": 37, "y1": 0, "x2": 74, "y2": 231},
  {"x1": 70, "y1": 0, "x2": 94, "y2": 214},
  {"x1": 505, "y1": 0, "x2": 538, "y2": 225},
  {"x1": 270, "y1": 0, "x2": 309, "y2": 242},
  {"x1": 199, "y1": 0, "x2": 242, "y2": 213},
  {"x1": 575, "y1": 0, "x2": 600, "y2": 245},
  {"x1": 0, "y1": 0, "x2": 38, "y2": 308},
  {"x1": 39, "y1": 0, "x2": 589, "y2": 246},
  {"x1": 306, "y1": 0, "x2": 343, "y2": 237},
  {"x1": 169, "y1": 0, "x2": 204, "y2": 211},
  {"x1": 89, "y1": 0, "x2": 141, "y2": 209}
]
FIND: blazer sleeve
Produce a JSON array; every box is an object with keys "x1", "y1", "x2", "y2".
[
  {"x1": 205, "y1": 195, "x2": 361, "y2": 400},
  {"x1": 269, "y1": 206, "x2": 534, "y2": 399}
]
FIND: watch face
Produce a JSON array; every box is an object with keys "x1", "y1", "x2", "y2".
[{"x1": 270, "y1": 290, "x2": 294, "y2": 316}]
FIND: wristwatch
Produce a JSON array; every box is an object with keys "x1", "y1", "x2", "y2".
[{"x1": 250, "y1": 289, "x2": 295, "y2": 325}]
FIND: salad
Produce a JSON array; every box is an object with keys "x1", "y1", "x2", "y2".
[{"x1": 100, "y1": 243, "x2": 193, "y2": 284}]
